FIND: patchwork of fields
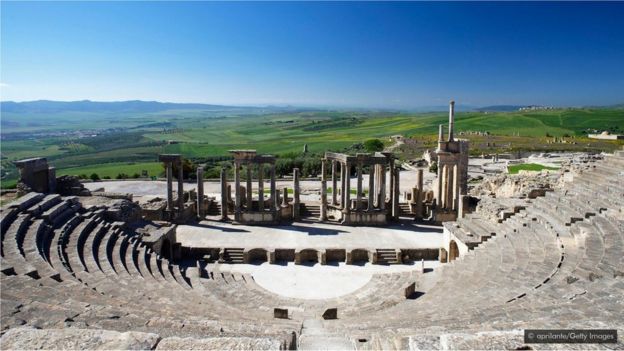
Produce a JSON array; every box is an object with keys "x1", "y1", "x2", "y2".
[{"x1": 1, "y1": 107, "x2": 623, "y2": 188}]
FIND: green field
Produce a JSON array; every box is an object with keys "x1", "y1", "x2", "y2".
[
  {"x1": 508, "y1": 163, "x2": 560, "y2": 174},
  {"x1": 1, "y1": 106, "x2": 623, "y2": 188},
  {"x1": 56, "y1": 162, "x2": 164, "y2": 179}
]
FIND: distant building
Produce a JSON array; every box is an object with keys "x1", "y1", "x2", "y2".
[{"x1": 588, "y1": 131, "x2": 624, "y2": 140}]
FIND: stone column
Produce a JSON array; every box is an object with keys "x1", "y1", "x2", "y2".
[
  {"x1": 234, "y1": 161, "x2": 241, "y2": 217},
  {"x1": 246, "y1": 164, "x2": 252, "y2": 211},
  {"x1": 440, "y1": 165, "x2": 448, "y2": 209},
  {"x1": 320, "y1": 160, "x2": 328, "y2": 221},
  {"x1": 275, "y1": 189, "x2": 281, "y2": 211},
  {"x1": 270, "y1": 164, "x2": 277, "y2": 212},
  {"x1": 344, "y1": 163, "x2": 351, "y2": 214},
  {"x1": 380, "y1": 164, "x2": 386, "y2": 210},
  {"x1": 452, "y1": 164, "x2": 459, "y2": 211},
  {"x1": 436, "y1": 162, "x2": 443, "y2": 208},
  {"x1": 196, "y1": 167, "x2": 204, "y2": 218},
  {"x1": 415, "y1": 169, "x2": 424, "y2": 219},
  {"x1": 392, "y1": 167, "x2": 400, "y2": 219},
  {"x1": 258, "y1": 163, "x2": 264, "y2": 211},
  {"x1": 356, "y1": 163, "x2": 362, "y2": 211},
  {"x1": 389, "y1": 161, "x2": 395, "y2": 214},
  {"x1": 282, "y1": 187, "x2": 289, "y2": 206},
  {"x1": 446, "y1": 164, "x2": 454, "y2": 210},
  {"x1": 368, "y1": 164, "x2": 374, "y2": 211},
  {"x1": 166, "y1": 163, "x2": 174, "y2": 212},
  {"x1": 331, "y1": 160, "x2": 337, "y2": 205},
  {"x1": 293, "y1": 168, "x2": 300, "y2": 220},
  {"x1": 177, "y1": 162, "x2": 184, "y2": 212},
  {"x1": 448, "y1": 100, "x2": 455, "y2": 142},
  {"x1": 340, "y1": 162, "x2": 346, "y2": 208},
  {"x1": 220, "y1": 168, "x2": 228, "y2": 220}
]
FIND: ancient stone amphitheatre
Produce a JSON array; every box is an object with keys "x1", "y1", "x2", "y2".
[{"x1": 1, "y1": 102, "x2": 623, "y2": 350}]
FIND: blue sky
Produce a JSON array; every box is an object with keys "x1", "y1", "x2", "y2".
[{"x1": 1, "y1": 1, "x2": 623, "y2": 108}]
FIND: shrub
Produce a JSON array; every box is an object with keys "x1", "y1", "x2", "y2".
[
  {"x1": 89, "y1": 173, "x2": 100, "y2": 181},
  {"x1": 364, "y1": 139, "x2": 384, "y2": 152}
]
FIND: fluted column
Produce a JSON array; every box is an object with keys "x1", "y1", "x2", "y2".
[
  {"x1": 234, "y1": 161, "x2": 241, "y2": 216},
  {"x1": 344, "y1": 162, "x2": 351, "y2": 214},
  {"x1": 196, "y1": 167, "x2": 204, "y2": 219},
  {"x1": 270, "y1": 164, "x2": 276, "y2": 212},
  {"x1": 356, "y1": 163, "x2": 362, "y2": 211},
  {"x1": 177, "y1": 162, "x2": 184, "y2": 213},
  {"x1": 331, "y1": 160, "x2": 337, "y2": 205},
  {"x1": 293, "y1": 168, "x2": 300, "y2": 220},
  {"x1": 220, "y1": 168, "x2": 228, "y2": 220},
  {"x1": 368, "y1": 164, "x2": 374, "y2": 211},
  {"x1": 258, "y1": 164, "x2": 264, "y2": 211},
  {"x1": 380, "y1": 164, "x2": 386, "y2": 210},
  {"x1": 246, "y1": 164, "x2": 252, "y2": 211},
  {"x1": 452, "y1": 164, "x2": 459, "y2": 211},
  {"x1": 320, "y1": 160, "x2": 328, "y2": 221},
  {"x1": 166, "y1": 163, "x2": 174, "y2": 212}
]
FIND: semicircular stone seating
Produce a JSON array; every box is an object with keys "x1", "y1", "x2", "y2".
[{"x1": 1, "y1": 150, "x2": 623, "y2": 349}]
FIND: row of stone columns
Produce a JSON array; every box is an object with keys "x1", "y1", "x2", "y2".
[
  {"x1": 233, "y1": 161, "x2": 278, "y2": 215},
  {"x1": 437, "y1": 163, "x2": 459, "y2": 210},
  {"x1": 159, "y1": 154, "x2": 185, "y2": 217},
  {"x1": 324, "y1": 159, "x2": 392, "y2": 214}
]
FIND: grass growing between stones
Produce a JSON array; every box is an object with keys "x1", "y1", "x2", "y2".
[{"x1": 507, "y1": 163, "x2": 560, "y2": 174}]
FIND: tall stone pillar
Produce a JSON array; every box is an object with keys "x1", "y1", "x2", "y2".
[
  {"x1": 196, "y1": 167, "x2": 204, "y2": 219},
  {"x1": 448, "y1": 100, "x2": 455, "y2": 142},
  {"x1": 320, "y1": 160, "x2": 328, "y2": 221},
  {"x1": 258, "y1": 164, "x2": 264, "y2": 211},
  {"x1": 392, "y1": 167, "x2": 400, "y2": 219},
  {"x1": 177, "y1": 163, "x2": 184, "y2": 212},
  {"x1": 438, "y1": 124, "x2": 444, "y2": 143},
  {"x1": 368, "y1": 165, "x2": 374, "y2": 211},
  {"x1": 437, "y1": 162, "x2": 443, "y2": 209},
  {"x1": 270, "y1": 164, "x2": 277, "y2": 212},
  {"x1": 452, "y1": 164, "x2": 459, "y2": 211},
  {"x1": 344, "y1": 163, "x2": 351, "y2": 214},
  {"x1": 282, "y1": 187, "x2": 289, "y2": 206},
  {"x1": 415, "y1": 169, "x2": 424, "y2": 219},
  {"x1": 380, "y1": 165, "x2": 386, "y2": 210},
  {"x1": 246, "y1": 165, "x2": 252, "y2": 211},
  {"x1": 446, "y1": 164, "x2": 454, "y2": 210},
  {"x1": 234, "y1": 162, "x2": 241, "y2": 218},
  {"x1": 331, "y1": 160, "x2": 337, "y2": 205},
  {"x1": 389, "y1": 161, "x2": 395, "y2": 215},
  {"x1": 441, "y1": 166, "x2": 447, "y2": 210},
  {"x1": 356, "y1": 163, "x2": 362, "y2": 210},
  {"x1": 293, "y1": 168, "x2": 300, "y2": 220},
  {"x1": 166, "y1": 163, "x2": 174, "y2": 212},
  {"x1": 340, "y1": 163, "x2": 346, "y2": 208},
  {"x1": 220, "y1": 168, "x2": 228, "y2": 221}
]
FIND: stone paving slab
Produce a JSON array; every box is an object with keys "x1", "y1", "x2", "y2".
[{"x1": 177, "y1": 220, "x2": 443, "y2": 251}]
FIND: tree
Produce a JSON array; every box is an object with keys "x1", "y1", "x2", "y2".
[
  {"x1": 132, "y1": 173, "x2": 141, "y2": 179},
  {"x1": 89, "y1": 173, "x2": 100, "y2": 181},
  {"x1": 164, "y1": 158, "x2": 196, "y2": 180},
  {"x1": 116, "y1": 173, "x2": 128, "y2": 179},
  {"x1": 364, "y1": 139, "x2": 384, "y2": 152}
]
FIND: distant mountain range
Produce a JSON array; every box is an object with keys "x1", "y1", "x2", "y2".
[{"x1": 0, "y1": 100, "x2": 252, "y2": 114}]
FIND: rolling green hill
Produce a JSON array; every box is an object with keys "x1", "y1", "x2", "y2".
[{"x1": 1, "y1": 106, "x2": 623, "y2": 188}]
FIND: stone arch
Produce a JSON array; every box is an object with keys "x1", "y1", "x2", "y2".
[
  {"x1": 349, "y1": 248, "x2": 370, "y2": 264},
  {"x1": 449, "y1": 240, "x2": 459, "y2": 262},
  {"x1": 247, "y1": 248, "x2": 268, "y2": 263},
  {"x1": 299, "y1": 249, "x2": 319, "y2": 264}
]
